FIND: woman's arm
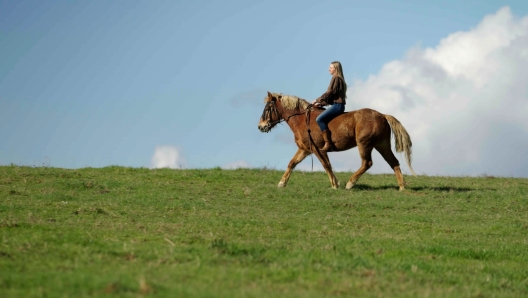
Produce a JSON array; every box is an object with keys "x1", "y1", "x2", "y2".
[{"x1": 313, "y1": 76, "x2": 339, "y2": 105}]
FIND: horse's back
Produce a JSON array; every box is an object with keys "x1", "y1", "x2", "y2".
[
  {"x1": 331, "y1": 108, "x2": 391, "y2": 143},
  {"x1": 332, "y1": 108, "x2": 386, "y2": 126}
]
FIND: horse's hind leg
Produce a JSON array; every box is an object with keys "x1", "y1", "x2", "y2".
[
  {"x1": 314, "y1": 151, "x2": 339, "y2": 189},
  {"x1": 278, "y1": 148, "x2": 311, "y2": 187},
  {"x1": 375, "y1": 141, "x2": 405, "y2": 191},
  {"x1": 345, "y1": 144, "x2": 374, "y2": 190}
]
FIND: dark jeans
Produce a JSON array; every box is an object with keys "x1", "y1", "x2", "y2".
[{"x1": 316, "y1": 103, "x2": 345, "y2": 131}]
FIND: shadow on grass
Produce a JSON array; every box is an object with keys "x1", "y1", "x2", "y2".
[
  {"x1": 410, "y1": 186, "x2": 473, "y2": 192},
  {"x1": 409, "y1": 186, "x2": 495, "y2": 192},
  {"x1": 352, "y1": 185, "x2": 400, "y2": 191},
  {"x1": 352, "y1": 185, "x2": 490, "y2": 192}
]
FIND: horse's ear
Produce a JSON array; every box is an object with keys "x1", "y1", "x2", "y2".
[
  {"x1": 267, "y1": 91, "x2": 274, "y2": 101},
  {"x1": 267, "y1": 91, "x2": 277, "y2": 102}
]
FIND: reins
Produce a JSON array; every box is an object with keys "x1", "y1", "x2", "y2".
[
  {"x1": 305, "y1": 106, "x2": 315, "y2": 171},
  {"x1": 305, "y1": 105, "x2": 325, "y2": 171},
  {"x1": 266, "y1": 107, "x2": 310, "y2": 127}
]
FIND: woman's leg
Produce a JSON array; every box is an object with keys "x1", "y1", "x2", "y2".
[
  {"x1": 315, "y1": 103, "x2": 345, "y2": 151},
  {"x1": 316, "y1": 103, "x2": 345, "y2": 131}
]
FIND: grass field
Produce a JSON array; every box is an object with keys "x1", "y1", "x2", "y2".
[{"x1": 1, "y1": 165, "x2": 527, "y2": 297}]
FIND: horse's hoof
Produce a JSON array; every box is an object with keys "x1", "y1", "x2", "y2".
[
  {"x1": 345, "y1": 182, "x2": 355, "y2": 190},
  {"x1": 399, "y1": 186, "x2": 405, "y2": 191},
  {"x1": 278, "y1": 182, "x2": 286, "y2": 188}
]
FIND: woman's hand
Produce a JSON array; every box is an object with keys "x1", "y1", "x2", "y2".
[{"x1": 312, "y1": 100, "x2": 320, "y2": 107}]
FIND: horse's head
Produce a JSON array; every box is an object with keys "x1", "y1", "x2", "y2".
[{"x1": 258, "y1": 92, "x2": 283, "y2": 133}]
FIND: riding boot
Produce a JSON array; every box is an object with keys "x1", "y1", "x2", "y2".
[{"x1": 321, "y1": 130, "x2": 334, "y2": 151}]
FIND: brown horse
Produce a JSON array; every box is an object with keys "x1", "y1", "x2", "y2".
[{"x1": 258, "y1": 92, "x2": 415, "y2": 190}]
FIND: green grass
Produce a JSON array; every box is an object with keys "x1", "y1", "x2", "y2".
[{"x1": 1, "y1": 165, "x2": 527, "y2": 297}]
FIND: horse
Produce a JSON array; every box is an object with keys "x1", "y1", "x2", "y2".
[{"x1": 257, "y1": 92, "x2": 415, "y2": 190}]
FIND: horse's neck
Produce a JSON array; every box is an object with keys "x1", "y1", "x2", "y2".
[
  {"x1": 280, "y1": 107, "x2": 302, "y2": 120},
  {"x1": 282, "y1": 108, "x2": 308, "y2": 132}
]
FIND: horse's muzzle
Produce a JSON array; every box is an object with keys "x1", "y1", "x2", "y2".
[{"x1": 258, "y1": 122, "x2": 271, "y2": 133}]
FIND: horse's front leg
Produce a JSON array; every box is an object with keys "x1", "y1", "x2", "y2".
[
  {"x1": 278, "y1": 148, "x2": 311, "y2": 188},
  {"x1": 314, "y1": 151, "x2": 339, "y2": 189}
]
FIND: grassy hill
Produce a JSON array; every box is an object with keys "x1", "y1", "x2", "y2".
[{"x1": 1, "y1": 165, "x2": 527, "y2": 297}]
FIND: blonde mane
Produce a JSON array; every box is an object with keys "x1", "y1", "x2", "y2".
[{"x1": 264, "y1": 92, "x2": 310, "y2": 111}]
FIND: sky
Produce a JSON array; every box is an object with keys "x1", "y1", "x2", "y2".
[{"x1": 1, "y1": 0, "x2": 528, "y2": 178}]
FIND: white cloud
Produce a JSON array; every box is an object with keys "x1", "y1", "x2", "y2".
[
  {"x1": 222, "y1": 160, "x2": 251, "y2": 169},
  {"x1": 150, "y1": 145, "x2": 187, "y2": 169},
  {"x1": 331, "y1": 7, "x2": 528, "y2": 177}
]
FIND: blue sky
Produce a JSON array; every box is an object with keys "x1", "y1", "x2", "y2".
[{"x1": 1, "y1": 0, "x2": 528, "y2": 177}]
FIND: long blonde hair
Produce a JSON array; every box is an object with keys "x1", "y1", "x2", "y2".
[{"x1": 331, "y1": 61, "x2": 347, "y2": 97}]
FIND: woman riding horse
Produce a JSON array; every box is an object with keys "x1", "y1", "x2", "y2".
[
  {"x1": 258, "y1": 92, "x2": 415, "y2": 190},
  {"x1": 312, "y1": 61, "x2": 347, "y2": 151}
]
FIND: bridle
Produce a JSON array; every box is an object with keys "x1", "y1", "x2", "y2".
[
  {"x1": 261, "y1": 100, "x2": 313, "y2": 132},
  {"x1": 260, "y1": 100, "x2": 282, "y2": 132}
]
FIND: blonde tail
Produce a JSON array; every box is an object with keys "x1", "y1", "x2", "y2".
[{"x1": 384, "y1": 114, "x2": 416, "y2": 175}]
